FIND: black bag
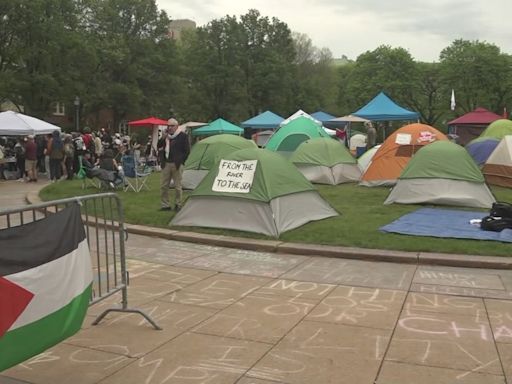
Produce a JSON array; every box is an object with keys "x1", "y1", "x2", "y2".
[
  {"x1": 480, "y1": 215, "x2": 512, "y2": 232},
  {"x1": 490, "y1": 202, "x2": 512, "y2": 219}
]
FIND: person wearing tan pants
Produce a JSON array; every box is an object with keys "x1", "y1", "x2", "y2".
[{"x1": 157, "y1": 118, "x2": 190, "y2": 211}]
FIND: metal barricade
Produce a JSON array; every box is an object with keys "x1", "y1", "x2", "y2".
[{"x1": 0, "y1": 192, "x2": 161, "y2": 330}]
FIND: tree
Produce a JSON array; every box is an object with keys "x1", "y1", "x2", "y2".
[
  {"x1": 240, "y1": 10, "x2": 295, "y2": 118},
  {"x1": 0, "y1": 0, "x2": 86, "y2": 118},
  {"x1": 180, "y1": 9, "x2": 296, "y2": 122},
  {"x1": 439, "y1": 39, "x2": 512, "y2": 114},
  {"x1": 81, "y1": 0, "x2": 174, "y2": 130},
  {"x1": 344, "y1": 45, "x2": 419, "y2": 112},
  {"x1": 407, "y1": 62, "x2": 446, "y2": 126},
  {"x1": 291, "y1": 33, "x2": 339, "y2": 114}
]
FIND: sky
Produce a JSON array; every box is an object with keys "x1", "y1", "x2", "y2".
[{"x1": 156, "y1": 0, "x2": 512, "y2": 62}]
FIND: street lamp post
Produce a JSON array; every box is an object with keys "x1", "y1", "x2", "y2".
[{"x1": 74, "y1": 96, "x2": 80, "y2": 132}]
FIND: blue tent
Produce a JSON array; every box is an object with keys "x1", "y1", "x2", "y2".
[
  {"x1": 466, "y1": 137, "x2": 500, "y2": 166},
  {"x1": 311, "y1": 111, "x2": 336, "y2": 123},
  {"x1": 241, "y1": 110, "x2": 284, "y2": 129},
  {"x1": 353, "y1": 92, "x2": 419, "y2": 121}
]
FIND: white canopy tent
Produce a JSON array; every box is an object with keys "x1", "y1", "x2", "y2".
[
  {"x1": 330, "y1": 115, "x2": 370, "y2": 124},
  {"x1": 329, "y1": 115, "x2": 370, "y2": 142},
  {"x1": 0, "y1": 111, "x2": 61, "y2": 136}
]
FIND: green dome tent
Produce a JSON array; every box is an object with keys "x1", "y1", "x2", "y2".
[
  {"x1": 171, "y1": 148, "x2": 338, "y2": 236},
  {"x1": 290, "y1": 137, "x2": 361, "y2": 184},
  {"x1": 480, "y1": 119, "x2": 512, "y2": 139},
  {"x1": 265, "y1": 116, "x2": 330, "y2": 153},
  {"x1": 182, "y1": 134, "x2": 257, "y2": 189},
  {"x1": 385, "y1": 141, "x2": 495, "y2": 208}
]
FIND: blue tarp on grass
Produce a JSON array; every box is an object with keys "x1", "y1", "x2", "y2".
[{"x1": 380, "y1": 207, "x2": 512, "y2": 243}]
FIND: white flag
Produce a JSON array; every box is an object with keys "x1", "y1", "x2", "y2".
[{"x1": 450, "y1": 89, "x2": 456, "y2": 111}]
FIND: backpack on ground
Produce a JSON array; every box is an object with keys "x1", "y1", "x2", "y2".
[
  {"x1": 480, "y1": 201, "x2": 512, "y2": 232},
  {"x1": 490, "y1": 202, "x2": 512, "y2": 219},
  {"x1": 480, "y1": 215, "x2": 512, "y2": 232}
]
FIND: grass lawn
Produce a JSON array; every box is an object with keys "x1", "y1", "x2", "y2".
[{"x1": 39, "y1": 172, "x2": 512, "y2": 257}]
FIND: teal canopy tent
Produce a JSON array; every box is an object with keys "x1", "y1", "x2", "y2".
[{"x1": 191, "y1": 118, "x2": 243, "y2": 137}]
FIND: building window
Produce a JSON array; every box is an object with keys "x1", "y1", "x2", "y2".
[{"x1": 53, "y1": 102, "x2": 65, "y2": 116}]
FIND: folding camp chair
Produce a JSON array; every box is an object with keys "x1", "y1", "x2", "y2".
[
  {"x1": 121, "y1": 154, "x2": 151, "y2": 192},
  {"x1": 77, "y1": 156, "x2": 100, "y2": 189}
]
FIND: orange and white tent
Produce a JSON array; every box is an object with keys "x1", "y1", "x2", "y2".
[{"x1": 360, "y1": 123, "x2": 448, "y2": 186}]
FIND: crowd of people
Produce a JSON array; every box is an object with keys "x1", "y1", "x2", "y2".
[{"x1": 0, "y1": 127, "x2": 147, "y2": 185}]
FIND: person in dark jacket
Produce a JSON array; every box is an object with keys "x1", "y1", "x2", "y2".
[
  {"x1": 24, "y1": 135, "x2": 38, "y2": 182},
  {"x1": 46, "y1": 130, "x2": 64, "y2": 181},
  {"x1": 157, "y1": 118, "x2": 190, "y2": 211}
]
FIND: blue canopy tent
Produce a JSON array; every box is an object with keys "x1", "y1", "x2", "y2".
[
  {"x1": 311, "y1": 111, "x2": 335, "y2": 123},
  {"x1": 353, "y1": 92, "x2": 419, "y2": 121},
  {"x1": 311, "y1": 111, "x2": 340, "y2": 129},
  {"x1": 241, "y1": 110, "x2": 284, "y2": 129},
  {"x1": 241, "y1": 110, "x2": 284, "y2": 141}
]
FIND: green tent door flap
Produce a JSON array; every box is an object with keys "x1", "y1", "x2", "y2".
[{"x1": 277, "y1": 134, "x2": 310, "y2": 152}]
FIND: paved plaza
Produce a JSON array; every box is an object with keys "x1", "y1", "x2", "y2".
[{"x1": 1, "y1": 180, "x2": 512, "y2": 383}]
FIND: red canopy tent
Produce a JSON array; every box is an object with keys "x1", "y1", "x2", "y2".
[
  {"x1": 128, "y1": 117, "x2": 168, "y2": 126},
  {"x1": 128, "y1": 117, "x2": 168, "y2": 160},
  {"x1": 448, "y1": 107, "x2": 503, "y2": 146}
]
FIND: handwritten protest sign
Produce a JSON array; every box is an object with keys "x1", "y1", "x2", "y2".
[
  {"x1": 395, "y1": 133, "x2": 412, "y2": 145},
  {"x1": 212, "y1": 159, "x2": 258, "y2": 193}
]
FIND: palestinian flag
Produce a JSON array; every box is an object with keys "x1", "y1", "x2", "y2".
[{"x1": 0, "y1": 204, "x2": 92, "y2": 371}]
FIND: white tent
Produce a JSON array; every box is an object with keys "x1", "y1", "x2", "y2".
[
  {"x1": 349, "y1": 133, "x2": 367, "y2": 151},
  {"x1": 280, "y1": 110, "x2": 335, "y2": 136},
  {"x1": 0, "y1": 111, "x2": 61, "y2": 136},
  {"x1": 358, "y1": 144, "x2": 381, "y2": 173},
  {"x1": 280, "y1": 110, "x2": 322, "y2": 127}
]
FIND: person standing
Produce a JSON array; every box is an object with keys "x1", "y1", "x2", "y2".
[
  {"x1": 158, "y1": 118, "x2": 190, "y2": 211},
  {"x1": 46, "y1": 130, "x2": 64, "y2": 181},
  {"x1": 94, "y1": 132, "x2": 103, "y2": 160},
  {"x1": 366, "y1": 122, "x2": 377, "y2": 148},
  {"x1": 14, "y1": 138, "x2": 26, "y2": 180},
  {"x1": 24, "y1": 135, "x2": 38, "y2": 182},
  {"x1": 36, "y1": 135, "x2": 46, "y2": 173},
  {"x1": 63, "y1": 135, "x2": 75, "y2": 180}
]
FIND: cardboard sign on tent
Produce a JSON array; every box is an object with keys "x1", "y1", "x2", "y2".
[
  {"x1": 265, "y1": 116, "x2": 331, "y2": 153},
  {"x1": 171, "y1": 148, "x2": 338, "y2": 237},
  {"x1": 290, "y1": 137, "x2": 361, "y2": 185},
  {"x1": 482, "y1": 135, "x2": 512, "y2": 188},
  {"x1": 181, "y1": 134, "x2": 257, "y2": 189},
  {"x1": 385, "y1": 141, "x2": 495, "y2": 208},
  {"x1": 360, "y1": 123, "x2": 448, "y2": 186},
  {"x1": 0, "y1": 111, "x2": 61, "y2": 136}
]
